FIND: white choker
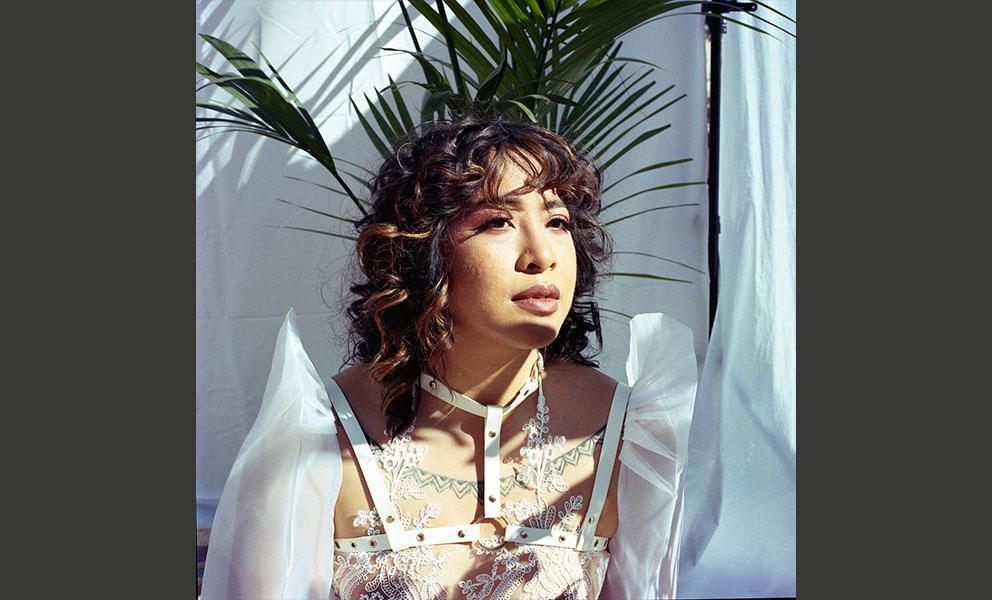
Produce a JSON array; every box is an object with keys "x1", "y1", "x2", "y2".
[
  {"x1": 416, "y1": 356, "x2": 544, "y2": 518},
  {"x1": 417, "y1": 353, "x2": 544, "y2": 418},
  {"x1": 417, "y1": 371, "x2": 541, "y2": 418}
]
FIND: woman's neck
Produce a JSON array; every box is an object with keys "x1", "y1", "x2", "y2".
[{"x1": 431, "y1": 343, "x2": 541, "y2": 407}]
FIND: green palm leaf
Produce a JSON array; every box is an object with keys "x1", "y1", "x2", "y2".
[
  {"x1": 613, "y1": 251, "x2": 706, "y2": 275},
  {"x1": 196, "y1": 0, "x2": 794, "y2": 290},
  {"x1": 602, "y1": 202, "x2": 699, "y2": 227},
  {"x1": 388, "y1": 76, "x2": 416, "y2": 132},
  {"x1": 350, "y1": 97, "x2": 392, "y2": 159},
  {"x1": 602, "y1": 182, "x2": 705, "y2": 213},
  {"x1": 602, "y1": 159, "x2": 693, "y2": 194},
  {"x1": 275, "y1": 198, "x2": 355, "y2": 224},
  {"x1": 591, "y1": 92, "x2": 684, "y2": 161},
  {"x1": 606, "y1": 272, "x2": 692, "y2": 284},
  {"x1": 273, "y1": 226, "x2": 358, "y2": 242},
  {"x1": 283, "y1": 175, "x2": 373, "y2": 203},
  {"x1": 196, "y1": 35, "x2": 366, "y2": 214}
]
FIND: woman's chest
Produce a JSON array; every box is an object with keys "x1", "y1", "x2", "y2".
[
  {"x1": 333, "y1": 395, "x2": 611, "y2": 539},
  {"x1": 331, "y1": 542, "x2": 610, "y2": 600},
  {"x1": 332, "y1": 418, "x2": 611, "y2": 598}
]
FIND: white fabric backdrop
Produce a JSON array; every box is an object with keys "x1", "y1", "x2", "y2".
[
  {"x1": 195, "y1": 1, "x2": 794, "y2": 597},
  {"x1": 677, "y1": 2, "x2": 797, "y2": 597}
]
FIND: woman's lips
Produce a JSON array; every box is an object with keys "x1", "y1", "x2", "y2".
[
  {"x1": 512, "y1": 297, "x2": 559, "y2": 315},
  {"x1": 512, "y1": 284, "x2": 560, "y2": 316}
]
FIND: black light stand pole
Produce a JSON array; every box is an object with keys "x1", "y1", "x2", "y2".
[{"x1": 703, "y1": 1, "x2": 756, "y2": 335}]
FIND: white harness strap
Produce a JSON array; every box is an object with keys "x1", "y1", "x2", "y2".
[
  {"x1": 325, "y1": 378, "x2": 410, "y2": 551},
  {"x1": 575, "y1": 381, "x2": 631, "y2": 551},
  {"x1": 504, "y1": 524, "x2": 610, "y2": 550},
  {"x1": 419, "y1": 370, "x2": 538, "y2": 418},
  {"x1": 418, "y1": 368, "x2": 539, "y2": 519},
  {"x1": 335, "y1": 524, "x2": 483, "y2": 553},
  {"x1": 327, "y1": 364, "x2": 621, "y2": 555},
  {"x1": 483, "y1": 404, "x2": 502, "y2": 517}
]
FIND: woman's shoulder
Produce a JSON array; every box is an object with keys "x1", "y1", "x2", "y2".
[
  {"x1": 546, "y1": 359, "x2": 618, "y2": 395},
  {"x1": 543, "y1": 360, "x2": 620, "y2": 431},
  {"x1": 330, "y1": 362, "x2": 374, "y2": 394},
  {"x1": 329, "y1": 363, "x2": 389, "y2": 439}
]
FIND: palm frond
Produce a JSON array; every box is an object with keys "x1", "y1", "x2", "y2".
[
  {"x1": 613, "y1": 251, "x2": 706, "y2": 274},
  {"x1": 602, "y1": 202, "x2": 699, "y2": 227},
  {"x1": 602, "y1": 159, "x2": 693, "y2": 194},
  {"x1": 275, "y1": 198, "x2": 356, "y2": 224},
  {"x1": 605, "y1": 271, "x2": 692, "y2": 284},
  {"x1": 602, "y1": 182, "x2": 705, "y2": 213},
  {"x1": 196, "y1": 35, "x2": 366, "y2": 214},
  {"x1": 197, "y1": 0, "x2": 791, "y2": 289},
  {"x1": 271, "y1": 225, "x2": 359, "y2": 242}
]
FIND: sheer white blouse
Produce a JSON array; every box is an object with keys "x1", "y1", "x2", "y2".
[{"x1": 200, "y1": 310, "x2": 696, "y2": 599}]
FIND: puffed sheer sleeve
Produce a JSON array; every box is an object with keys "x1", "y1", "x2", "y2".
[
  {"x1": 601, "y1": 313, "x2": 698, "y2": 600},
  {"x1": 201, "y1": 309, "x2": 343, "y2": 600}
]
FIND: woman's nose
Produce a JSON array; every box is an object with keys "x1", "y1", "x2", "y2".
[{"x1": 516, "y1": 224, "x2": 556, "y2": 274}]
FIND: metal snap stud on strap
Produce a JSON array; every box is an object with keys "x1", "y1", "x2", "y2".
[
  {"x1": 418, "y1": 368, "x2": 543, "y2": 522},
  {"x1": 326, "y1": 382, "x2": 408, "y2": 550}
]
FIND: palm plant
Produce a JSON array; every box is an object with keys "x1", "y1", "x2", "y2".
[{"x1": 196, "y1": 0, "x2": 794, "y2": 315}]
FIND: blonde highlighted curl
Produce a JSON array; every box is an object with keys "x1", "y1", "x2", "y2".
[{"x1": 346, "y1": 116, "x2": 612, "y2": 437}]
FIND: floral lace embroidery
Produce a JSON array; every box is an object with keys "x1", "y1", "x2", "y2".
[
  {"x1": 333, "y1": 426, "x2": 454, "y2": 600},
  {"x1": 332, "y1": 395, "x2": 609, "y2": 600},
  {"x1": 457, "y1": 393, "x2": 605, "y2": 600},
  {"x1": 334, "y1": 547, "x2": 452, "y2": 600}
]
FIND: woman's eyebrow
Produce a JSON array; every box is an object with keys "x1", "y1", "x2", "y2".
[
  {"x1": 484, "y1": 194, "x2": 568, "y2": 210},
  {"x1": 462, "y1": 189, "x2": 567, "y2": 213}
]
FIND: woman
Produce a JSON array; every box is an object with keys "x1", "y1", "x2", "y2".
[{"x1": 201, "y1": 118, "x2": 697, "y2": 599}]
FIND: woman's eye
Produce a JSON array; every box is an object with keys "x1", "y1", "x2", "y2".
[
  {"x1": 548, "y1": 216, "x2": 571, "y2": 230},
  {"x1": 477, "y1": 216, "x2": 511, "y2": 231}
]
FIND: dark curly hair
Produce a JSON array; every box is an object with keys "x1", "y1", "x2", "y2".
[{"x1": 345, "y1": 116, "x2": 613, "y2": 437}]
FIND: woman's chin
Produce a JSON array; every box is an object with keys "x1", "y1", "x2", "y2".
[
  {"x1": 508, "y1": 322, "x2": 564, "y2": 350},
  {"x1": 449, "y1": 318, "x2": 566, "y2": 354}
]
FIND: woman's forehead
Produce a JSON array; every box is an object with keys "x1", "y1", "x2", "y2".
[
  {"x1": 464, "y1": 185, "x2": 566, "y2": 215},
  {"x1": 493, "y1": 156, "x2": 533, "y2": 190},
  {"x1": 490, "y1": 147, "x2": 544, "y2": 178},
  {"x1": 480, "y1": 150, "x2": 565, "y2": 196}
]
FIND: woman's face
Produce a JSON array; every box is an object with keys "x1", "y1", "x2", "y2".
[{"x1": 445, "y1": 157, "x2": 578, "y2": 355}]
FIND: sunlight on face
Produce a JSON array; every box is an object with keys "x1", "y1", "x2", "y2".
[{"x1": 445, "y1": 156, "x2": 578, "y2": 355}]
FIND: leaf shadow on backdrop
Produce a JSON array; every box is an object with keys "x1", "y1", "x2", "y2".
[{"x1": 193, "y1": 1, "x2": 790, "y2": 333}]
